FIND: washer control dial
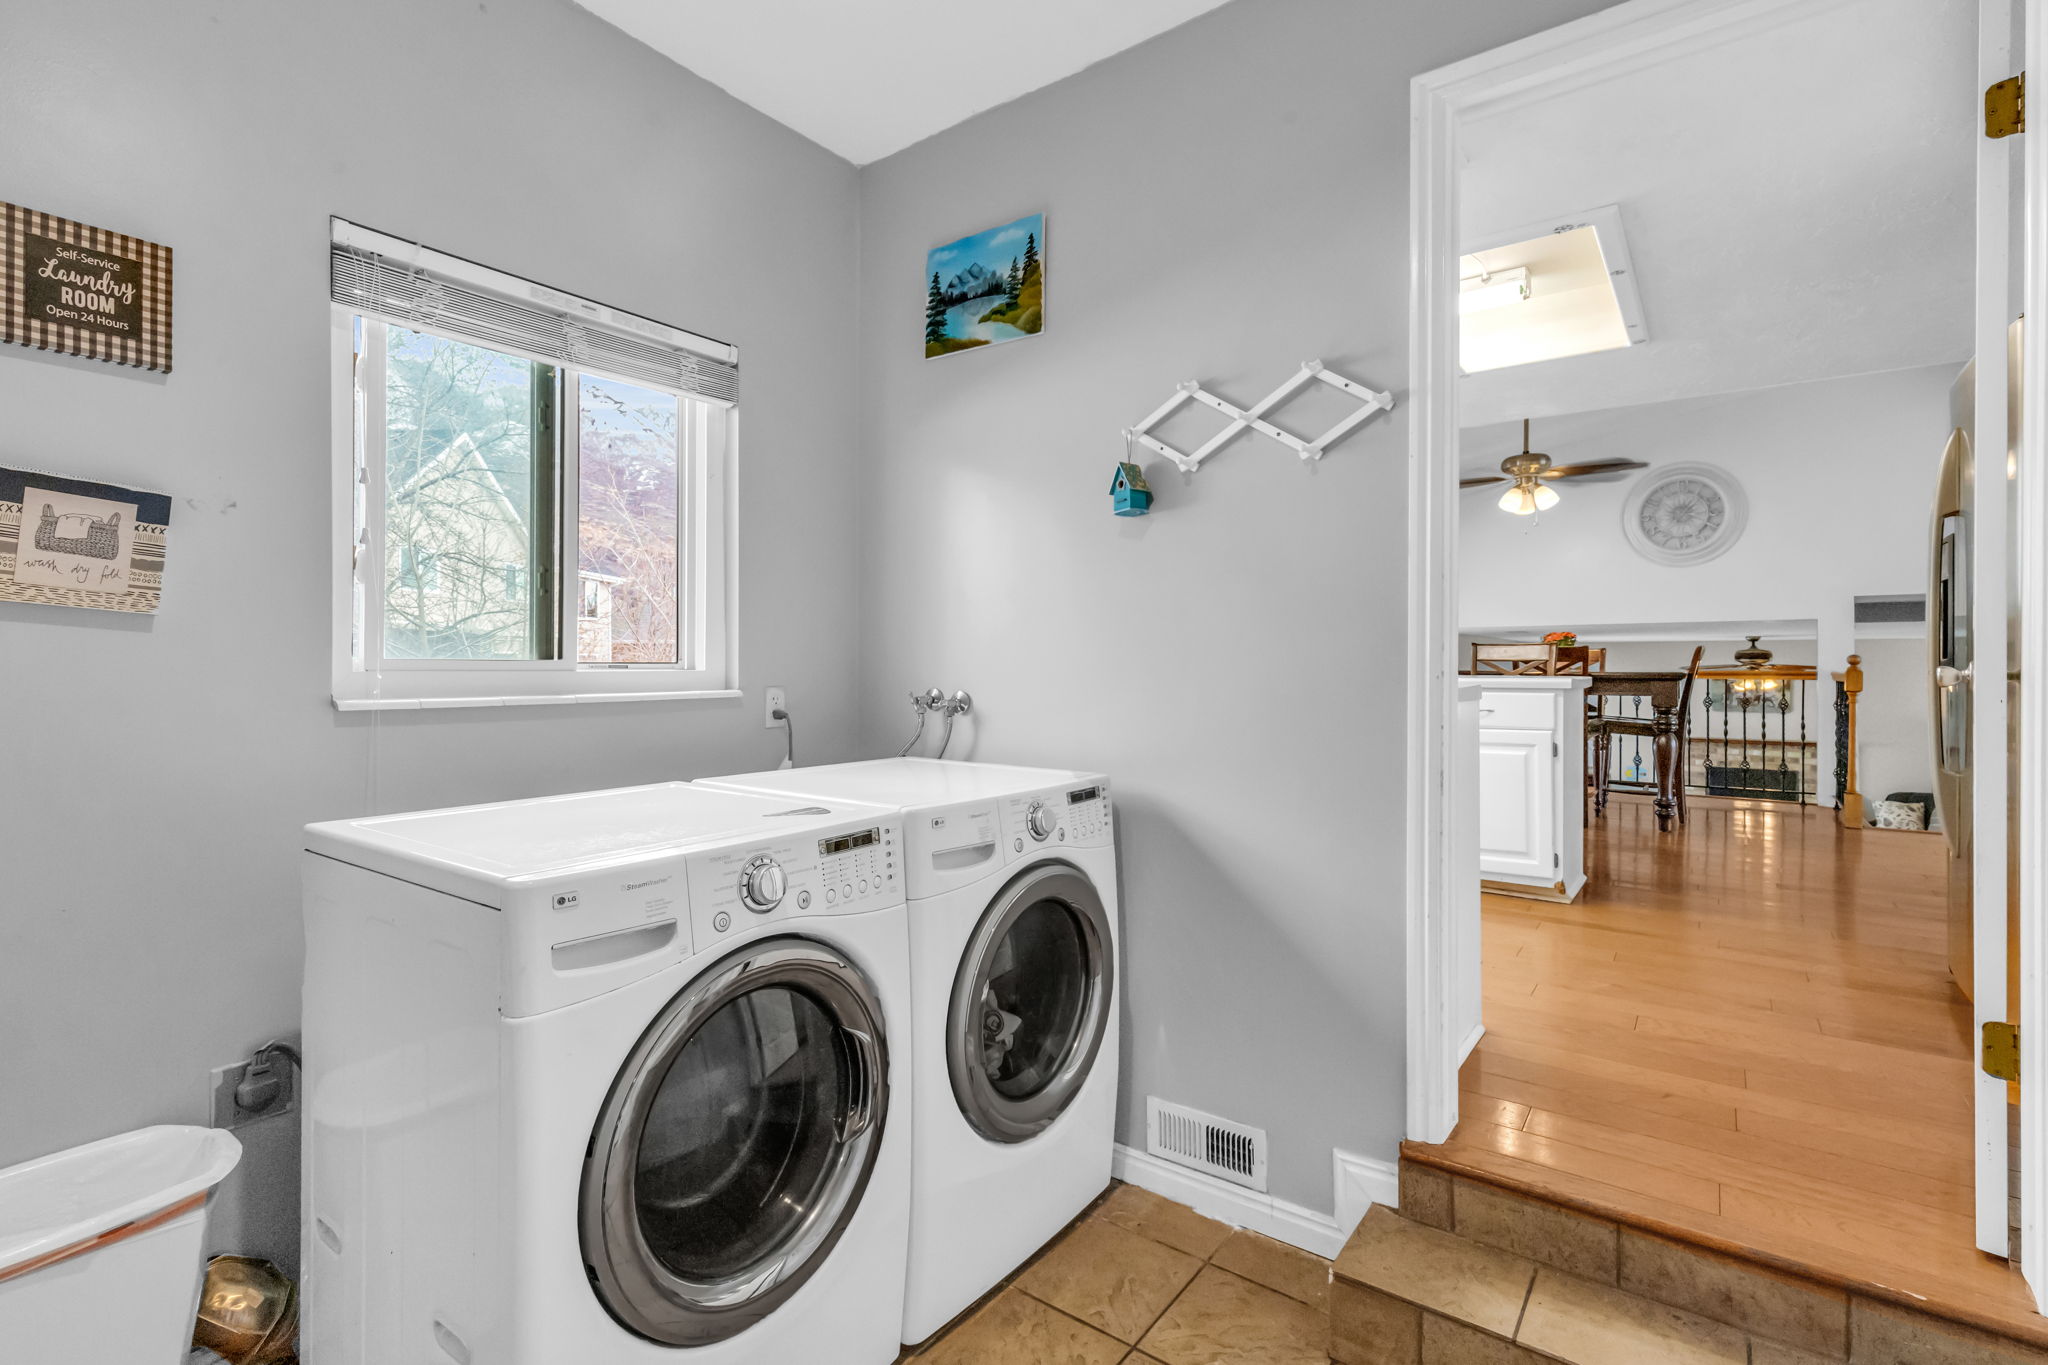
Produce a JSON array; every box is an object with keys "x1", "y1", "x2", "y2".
[
  {"x1": 1026, "y1": 800, "x2": 1059, "y2": 842},
  {"x1": 738, "y1": 856, "x2": 787, "y2": 913}
]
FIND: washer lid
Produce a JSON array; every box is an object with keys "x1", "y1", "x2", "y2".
[
  {"x1": 305, "y1": 782, "x2": 885, "y2": 906},
  {"x1": 701, "y1": 757, "x2": 1101, "y2": 807}
]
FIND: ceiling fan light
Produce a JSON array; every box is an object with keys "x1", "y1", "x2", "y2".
[
  {"x1": 1532, "y1": 482, "x2": 1560, "y2": 511},
  {"x1": 1499, "y1": 484, "x2": 1538, "y2": 515}
]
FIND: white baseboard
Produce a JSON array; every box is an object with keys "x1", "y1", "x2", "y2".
[
  {"x1": 1333, "y1": 1148, "x2": 1399, "y2": 1238},
  {"x1": 1112, "y1": 1144, "x2": 1395, "y2": 1260},
  {"x1": 1457, "y1": 1022, "x2": 1486, "y2": 1065}
]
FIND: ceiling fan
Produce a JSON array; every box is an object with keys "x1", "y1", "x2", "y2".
[{"x1": 1462, "y1": 419, "x2": 1647, "y2": 515}]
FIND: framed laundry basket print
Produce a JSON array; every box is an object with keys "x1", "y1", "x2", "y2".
[{"x1": 0, "y1": 467, "x2": 171, "y2": 613}]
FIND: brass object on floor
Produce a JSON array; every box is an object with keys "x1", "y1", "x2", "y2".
[{"x1": 192, "y1": 1254, "x2": 298, "y2": 1364}]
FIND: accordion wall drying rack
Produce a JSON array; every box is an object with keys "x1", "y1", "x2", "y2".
[{"x1": 1122, "y1": 360, "x2": 1394, "y2": 473}]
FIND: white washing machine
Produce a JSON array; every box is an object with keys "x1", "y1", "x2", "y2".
[
  {"x1": 697, "y1": 758, "x2": 1118, "y2": 1345},
  {"x1": 300, "y1": 782, "x2": 910, "y2": 1365}
]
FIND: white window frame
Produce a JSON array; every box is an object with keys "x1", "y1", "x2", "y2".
[{"x1": 328, "y1": 308, "x2": 738, "y2": 711}]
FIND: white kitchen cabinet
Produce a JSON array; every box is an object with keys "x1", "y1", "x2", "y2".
[
  {"x1": 1474, "y1": 676, "x2": 1588, "y2": 902},
  {"x1": 1478, "y1": 727, "x2": 1555, "y2": 880}
]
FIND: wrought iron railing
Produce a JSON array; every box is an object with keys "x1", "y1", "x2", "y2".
[{"x1": 1591, "y1": 664, "x2": 1818, "y2": 804}]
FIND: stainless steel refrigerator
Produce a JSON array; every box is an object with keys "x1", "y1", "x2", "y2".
[{"x1": 1933, "y1": 319, "x2": 2021, "y2": 1004}]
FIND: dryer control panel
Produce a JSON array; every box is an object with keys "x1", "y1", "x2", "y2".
[
  {"x1": 685, "y1": 818, "x2": 904, "y2": 951},
  {"x1": 1000, "y1": 781, "x2": 1113, "y2": 856}
]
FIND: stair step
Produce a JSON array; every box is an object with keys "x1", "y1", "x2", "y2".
[
  {"x1": 1332, "y1": 1204, "x2": 1745, "y2": 1364},
  {"x1": 1321, "y1": 1158, "x2": 2048, "y2": 1365}
]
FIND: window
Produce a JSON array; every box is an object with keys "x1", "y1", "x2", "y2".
[{"x1": 329, "y1": 220, "x2": 737, "y2": 709}]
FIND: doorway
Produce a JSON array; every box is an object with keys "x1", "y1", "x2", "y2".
[{"x1": 1403, "y1": 0, "x2": 2047, "y2": 1322}]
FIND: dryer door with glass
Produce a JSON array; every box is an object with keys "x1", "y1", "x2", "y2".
[
  {"x1": 947, "y1": 861, "x2": 1114, "y2": 1144},
  {"x1": 580, "y1": 937, "x2": 890, "y2": 1346}
]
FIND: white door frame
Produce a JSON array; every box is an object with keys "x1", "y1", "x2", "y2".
[
  {"x1": 2015, "y1": 0, "x2": 2047, "y2": 1306},
  {"x1": 1973, "y1": 0, "x2": 2016, "y2": 1263},
  {"x1": 1402, "y1": 0, "x2": 2046, "y2": 1303}
]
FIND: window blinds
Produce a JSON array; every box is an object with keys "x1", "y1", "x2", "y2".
[{"x1": 328, "y1": 218, "x2": 738, "y2": 405}]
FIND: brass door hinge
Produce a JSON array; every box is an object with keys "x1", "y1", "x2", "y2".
[
  {"x1": 1988, "y1": 73, "x2": 2025, "y2": 138},
  {"x1": 1984, "y1": 1021, "x2": 2020, "y2": 1082}
]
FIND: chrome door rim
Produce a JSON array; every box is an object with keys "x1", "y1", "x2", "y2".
[
  {"x1": 580, "y1": 937, "x2": 890, "y2": 1346},
  {"x1": 947, "y1": 861, "x2": 1113, "y2": 1144}
]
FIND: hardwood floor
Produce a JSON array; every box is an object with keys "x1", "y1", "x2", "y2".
[{"x1": 1420, "y1": 795, "x2": 2041, "y2": 1336}]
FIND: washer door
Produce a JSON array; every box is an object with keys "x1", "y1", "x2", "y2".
[
  {"x1": 581, "y1": 937, "x2": 890, "y2": 1346},
  {"x1": 948, "y1": 861, "x2": 1114, "y2": 1144}
]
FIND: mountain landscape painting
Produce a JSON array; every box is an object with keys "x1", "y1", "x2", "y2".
[{"x1": 925, "y1": 212, "x2": 1044, "y2": 358}]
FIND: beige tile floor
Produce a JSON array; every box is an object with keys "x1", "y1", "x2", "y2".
[{"x1": 904, "y1": 1185, "x2": 1332, "y2": 1365}]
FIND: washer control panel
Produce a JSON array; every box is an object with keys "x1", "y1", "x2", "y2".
[
  {"x1": 686, "y1": 818, "x2": 901, "y2": 949},
  {"x1": 737, "y1": 855, "x2": 787, "y2": 913},
  {"x1": 1001, "y1": 781, "x2": 1112, "y2": 855}
]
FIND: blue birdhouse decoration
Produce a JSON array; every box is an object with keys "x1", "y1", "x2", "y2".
[{"x1": 1110, "y1": 461, "x2": 1152, "y2": 517}]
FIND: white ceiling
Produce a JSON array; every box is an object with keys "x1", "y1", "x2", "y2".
[
  {"x1": 1459, "y1": 0, "x2": 1976, "y2": 428},
  {"x1": 572, "y1": 0, "x2": 1234, "y2": 165}
]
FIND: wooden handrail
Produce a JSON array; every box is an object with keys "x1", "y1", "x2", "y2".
[
  {"x1": 1698, "y1": 664, "x2": 1819, "y2": 680},
  {"x1": 1832, "y1": 654, "x2": 1865, "y2": 828}
]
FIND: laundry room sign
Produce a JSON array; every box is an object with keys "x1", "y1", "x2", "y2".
[
  {"x1": 0, "y1": 466, "x2": 172, "y2": 613},
  {"x1": 2, "y1": 202, "x2": 173, "y2": 372}
]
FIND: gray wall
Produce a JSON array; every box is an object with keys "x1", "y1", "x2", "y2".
[
  {"x1": 1853, "y1": 635, "x2": 1936, "y2": 804},
  {"x1": 0, "y1": 0, "x2": 866, "y2": 1270},
  {"x1": 855, "y1": 0, "x2": 1612, "y2": 1212}
]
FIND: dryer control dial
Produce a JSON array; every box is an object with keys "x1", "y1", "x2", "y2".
[
  {"x1": 738, "y1": 856, "x2": 787, "y2": 913},
  {"x1": 1026, "y1": 801, "x2": 1059, "y2": 842}
]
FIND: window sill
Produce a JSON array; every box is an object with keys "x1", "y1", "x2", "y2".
[{"x1": 332, "y1": 689, "x2": 742, "y2": 713}]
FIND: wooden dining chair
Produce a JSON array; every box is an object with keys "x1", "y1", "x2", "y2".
[{"x1": 1588, "y1": 645, "x2": 1705, "y2": 824}]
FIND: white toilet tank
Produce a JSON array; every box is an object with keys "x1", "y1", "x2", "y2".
[{"x1": 0, "y1": 1125, "x2": 242, "y2": 1362}]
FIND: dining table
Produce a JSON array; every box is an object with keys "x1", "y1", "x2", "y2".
[{"x1": 1585, "y1": 670, "x2": 1689, "y2": 832}]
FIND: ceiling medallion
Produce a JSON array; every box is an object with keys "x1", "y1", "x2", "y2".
[{"x1": 1621, "y1": 462, "x2": 1746, "y2": 566}]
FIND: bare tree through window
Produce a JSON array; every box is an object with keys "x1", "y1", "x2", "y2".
[
  {"x1": 578, "y1": 374, "x2": 680, "y2": 665},
  {"x1": 381, "y1": 327, "x2": 546, "y2": 660}
]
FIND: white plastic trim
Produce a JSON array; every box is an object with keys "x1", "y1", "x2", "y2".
[
  {"x1": 0, "y1": 1126, "x2": 242, "y2": 1273},
  {"x1": 1110, "y1": 1144, "x2": 1351, "y2": 1259},
  {"x1": 1971, "y1": 0, "x2": 2019, "y2": 1264},
  {"x1": 1333, "y1": 1148, "x2": 1400, "y2": 1240},
  {"x1": 333, "y1": 689, "x2": 742, "y2": 712},
  {"x1": 2016, "y1": 0, "x2": 2048, "y2": 1307}
]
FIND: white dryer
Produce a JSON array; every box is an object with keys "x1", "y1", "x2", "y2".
[
  {"x1": 300, "y1": 783, "x2": 910, "y2": 1365},
  {"x1": 697, "y1": 758, "x2": 1118, "y2": 1345}
]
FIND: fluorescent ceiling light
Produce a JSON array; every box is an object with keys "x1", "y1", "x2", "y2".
[
  {"x1": 1460, "y1": 266, "x2": 1531, "y2": 314},
  {"x1": 1458, "y1": 207, "x2": 1647, "y2": 374}
]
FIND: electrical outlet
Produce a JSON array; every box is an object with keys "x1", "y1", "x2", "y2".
[
  {"x1": 764, "y1": 686, "x2": 787, "y2": 729},
  {"x1": 209, "y1": 1058, "x2": 296, "y2": 1129}
]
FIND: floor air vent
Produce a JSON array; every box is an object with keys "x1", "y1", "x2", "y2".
[{"x1": 1146, "y1": 1097, "x2": 1267, "y2": 1192}]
